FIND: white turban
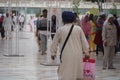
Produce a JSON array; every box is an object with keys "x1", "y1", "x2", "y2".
[{"x1": 106, "y1": 14, "x2": 113, "y2": 20}]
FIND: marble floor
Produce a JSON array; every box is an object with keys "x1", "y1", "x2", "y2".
[{"x1": 0, "y1": 31, "x2": 120, "y2": 80}]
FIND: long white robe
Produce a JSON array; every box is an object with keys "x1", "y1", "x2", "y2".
[
  {"x1": 3, "y1": 16, "x2": 13, "y2": 31},
  {"x1": 2, "y1": 16, "x2": 13, "y2": 38},
  {"x1": 51, "y1": 23, "x2": 89, "y2": 80}
]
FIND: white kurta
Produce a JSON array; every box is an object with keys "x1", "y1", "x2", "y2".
[
  {"x1": 3, "y1": 16, "x2": 13, "y2": 31},
  {"x1": 51, "y1": 23, "x2": 89, "y2": 80},
  {"x1": 3, "y1": 16, "x2": 13, "y2": 38}
]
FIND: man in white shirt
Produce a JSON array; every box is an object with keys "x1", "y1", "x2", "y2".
[
  {"x1": 19, "y1": 15, "x2": 25, "y2": 31},
  {"x1": 3, "y1": 12, "x2": 13, "y2": 39}
]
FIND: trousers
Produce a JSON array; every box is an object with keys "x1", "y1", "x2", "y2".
[
  {"x1": 40, "y1": 34, "x2": 47, "y2": 52},
  {"x1": 103, "y1": 46, "x2": 115, "y2": 68}
]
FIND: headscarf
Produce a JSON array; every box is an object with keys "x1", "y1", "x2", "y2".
[
  {"x1": 62, "y1": 11, "x2": 75, "y2": 23},
  {"x1": 104, "y1": 14, "x2": 113, "y2": 25},
  {"x1": 117, "y1": 17, "x2": 120, "y2": 27}
]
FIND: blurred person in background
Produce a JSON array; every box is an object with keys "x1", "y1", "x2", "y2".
[
  {"x1": 113, "y1": 14, "x2": 120, "y2": 54},
  {"x1": 39, "y1": 9, "x2": 48, "y2": 55},
  {"x1": 2, "y1": 12, "x2": 13, "y2": 40},
  {"x1": 94, "y1": 12, "x2": 106, "y2": 56},
  {"x1": 89, "y1": 14, "x2": 96, "y2": 52},
  {"x1": 29, "y1": 16, "x2": 34, "y2": 32},
  {"x1": 0, "y1": 15, "x2": 5, "y2": 39},
  {"x1": 36, "y1": 15, "x2": 41, "y2": 52},
  {"x1": 19, "y1": 15, "x2": 25, "y2": 31},
  {"x1": 81, "y1": 12, "x2": 91, "y2": 44},
  {"x1": 74, "y1": 12, "x2": 81, "y2": 26},
  {"x1": 50, "y1": 15, "x2": 57, "y2": 39},
  {"x1": 102, "y1": 14, "x2": 117, "y2": 70}
]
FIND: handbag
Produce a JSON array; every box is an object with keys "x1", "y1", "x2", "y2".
[
  {"x1": 60, "y1": 24, "x2": 74, "y2": 62},
  {"x1": 83, "y1": 58, "x2": 95, "y2": 80}
]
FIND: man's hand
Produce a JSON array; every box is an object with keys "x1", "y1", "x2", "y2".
[
  {"x1": 51, "y1": 55, "x2": 56, "y2": 60},
  {"x1": 85, "y1": 54, "x2": 90, "y2": 59},
  {"x1": 104, "y1": 41, "x2": 108, "y2": 46}
]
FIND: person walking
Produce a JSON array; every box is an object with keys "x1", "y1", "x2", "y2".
[
  {"x1": 2, "y1": 12, "x2": 13, "y2": 40},
  {"x1": 81, "y1": 12, "x2": 91, "y2": 44},
  {"x1": 19, "y1": 15, "x2": 25, "y2": 31},
  {"x1": 39, "y1": 9, "x2": 48, "y2": 55},
  {"x1": 36, "y1": 16, "x2": 41, "y2": 52},
  {"x1": 94, "y1": 13, "x2": 106, "y2": 56},
  {"x1": 89, "y1": 14, "x2": 96, "y2": 51},
  {"x1": 102, "y1": 14, "x2": 117, "y2": 69},
  {"x1": 74, "y1": 12, "x2": 81, "y2": 27},
  {"x1": 51, "y1": 11, "x2": 89, "y2": 80},
  {"x1": 50, "y1": 15, "x2": 57, "y2": 39},
  {"x1": 29, "y1": 16, "x2": 34, "y2": 32},
  {"x1": 0, "y1": 15, "x2": 5, "y2": 39}
]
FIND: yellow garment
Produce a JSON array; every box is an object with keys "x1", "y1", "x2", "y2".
[{"x1": 90, "y1": 20, "x2": 96, "y2": 51}]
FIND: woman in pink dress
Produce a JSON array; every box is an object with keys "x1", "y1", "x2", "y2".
[
  {"x1": 81, "y1": 13, "x2": 91, "y2": 44},
  {"x1": 29, "y1": 16, "x2": 34, "y2": 32}
]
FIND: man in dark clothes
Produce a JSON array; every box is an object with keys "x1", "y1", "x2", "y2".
[
  {"x1": 0, "y1": 15, "x2": 5, "y2": 39},
  {"x1": 113, "y1": 14, "x2": 120, "y2": 53}
]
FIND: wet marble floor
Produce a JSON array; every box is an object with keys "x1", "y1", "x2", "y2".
[{"x1": 0, "y1": 31, "x2": 120, "y2": 80}]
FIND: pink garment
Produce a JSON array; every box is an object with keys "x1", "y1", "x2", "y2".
[
  {"x1": 82, "y1": 16, "x2": 91, "y2": 36},
  {"x1": 83, "y1": 58, "x2": 95, "y2": 80},
  {"x1": 81, "y1": 16, "x2": 91, "y2": 44},
  {"x1": 30, "y1": 19, "x2": 34, "y2": 27},
  {"x1": 29, "y1": 18, "x2": 34, "y2": 32}
]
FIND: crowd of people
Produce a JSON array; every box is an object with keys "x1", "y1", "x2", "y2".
[
  {"x1": 34, "y1": 9, "x2": 120, "y2": 80},
  {"x1": 0, "y1": 9, "x2": 120, "y2": 80},
  {"x1": 0, "y1": 12, "x2": 25, "y2": 40},
  {"x1": 0, "y1": 11, "x2": 36, "y2": 40},
  {"x1": 36, "y1": 9, "x2": 120, "y2": 80},
  {"x1": 81, "y1": 12, "x2": 120, "y2": 70}
]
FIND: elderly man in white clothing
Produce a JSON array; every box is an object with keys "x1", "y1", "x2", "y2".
[
  {"x1": 102, "y1": 14, "x2": 117, "y2": 70},
  {"x1": 3, "y1": 12, "x2": 13, "y2": 40},
  {"x1": 50, "y1": 11, "x2": 90, "y2": 80}
]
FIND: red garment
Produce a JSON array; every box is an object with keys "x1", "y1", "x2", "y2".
[
  {"x1": 94, "y1": 30, "x2": 103, "y2": 45},
  {"x1": 94, "y1": 19, "x2": 105, "y2": 45},
  {"x1": 0, "y1": 17, "x2": 4, "y2": 27},
  {"x1": 81, "y1": 16, "x2": 91, "y2": 46},
  {"x1": 0, "y1": 18, "x2": 3, "y2": 22},
  {"x1": 82, "y1": 16, "x2": 91, "y2": 36}
]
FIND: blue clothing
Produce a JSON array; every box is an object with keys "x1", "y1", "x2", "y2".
[
  {"x1": 36, "y1": 19, "x2": 40, "y2": 29},
  {"x1": 62, "y1": 11, "x2": 75, "y2": 23}
]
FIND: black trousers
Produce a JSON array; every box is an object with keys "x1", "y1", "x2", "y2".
[
  {"x1": 0, "y1": 27, "x2": 5, "y2": 38},
  {"x1": 96, "y1": 45, "x2": 104, "y2": 56}
]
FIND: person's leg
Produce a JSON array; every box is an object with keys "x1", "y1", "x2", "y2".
[
  {"x1": 101, "y1": 45, "x2": 104, "y2": 56},
  {"x1": 96, "y1": 45, "x2": 99, "y2": 56},
  {"x1": 103, "y1": 46, "x2": 110, "y2": 69},
  {"x1": 11, "y1": 26, "x2": 14, "y2": 31},
  {"x1": 22, "y1": 22, "x2": 24, "y2": 28},
  {"x1": 108, "y1": 46, "x2": 116, "y2": 69},
  {"x1": 37, "y1": 31, "x2": 41, "y2": 52},
  {"x1": 30, "y1": 25, "x2": 33, "y2": 32},
  {"x1": 40, "y1": 34, "x2": 47, "y2": 55},
  {"x1": 0, "y1": 28, "x2": 2, "y2": 37},
  {"x1": 44, "y1": 35, "x2": 47, "y2": 52},
  {"x1": 8, "y1": 30, "x2": 12, "y2": 39},
  {"x1": 1, "y1": 28, "x2": 5, "y2": 38}
]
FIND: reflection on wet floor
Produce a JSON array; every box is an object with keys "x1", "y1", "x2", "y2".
[{"x1": 0, "y1": 31, "x2": 120, "y2": 80}]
